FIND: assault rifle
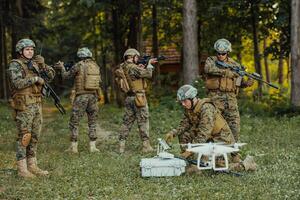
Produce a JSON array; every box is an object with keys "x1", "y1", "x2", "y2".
[
  {"x1": 137, "y1": 55, "x2": 167, "y2": 65},
  {"x1": 27, "y1": 61, "x2": 66, "y2": 115},
  {"x1": 215, "y1": 60, "x2": 279, "y2": 89}
]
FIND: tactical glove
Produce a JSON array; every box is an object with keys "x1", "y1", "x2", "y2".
[
  {"x1": 245, "y1": 78, "x2": 254, "y2": 87},
  {"x1": 34, "y1": 55, "x2": 46, "y2": 69},
  {"x1": 165, "y1": 130, "x2": 175, "y2": 143},
  {"x1": 35, "y1": 77, "x2": 45, "y2": 85},
  {"x1": 54, "y1": 61, "x2": 64, "y2": 70},
  {"x1": 180, "y1": 151, "x2": 193, "y2": 159}
]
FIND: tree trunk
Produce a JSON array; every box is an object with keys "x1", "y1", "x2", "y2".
[
  {"x1": 152, "y1": 1, "x2": 160, "y2": 87},
  {"x1": 136, "y1": 0, "x2": 142, "y2": 52},
  {"x1": 291, "y1": 0, "x2": 300, "y2": 108},
  {"x1": 112, "y1": 2, "x2": 123, "y2": 106},
  {"x1": 250, "y1": 2, "x2": 262, "y2": 97},
  {"x1": 0, "y1": 0, "x2": 9, "y2": 99},
  {"x1": 182, "y1": 0, "x2": 199, "y2": 84},
  {"x1": 278, "y1": 49, "x2": 284, "y2": 85},
  {"x1": 263, "y1": 38, "x2": 270, "y2": 83}
]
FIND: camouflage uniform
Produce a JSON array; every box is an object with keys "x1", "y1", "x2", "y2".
[
  {"x1": 60, "y1": 58, "x2": 101, "y2": 142},
  {"x1": 204, "y1": 56, "x2": 253, "y2": 141},
  {"x1": 170, "y1": 98, "x2": 235, "y2": 148},
  {"x1": 119, "y1": 61, "x2": 152, "y2": 142},
  {"x1": 7, "y1": 57, "x2": 55, "y2": 161}
]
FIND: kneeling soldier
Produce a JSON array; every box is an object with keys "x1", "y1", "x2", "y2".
[{"x1": 165, "y1": 85, "x2": 256, "y2": 173}]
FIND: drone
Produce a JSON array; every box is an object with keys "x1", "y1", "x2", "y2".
[{"x1": 184, "y1": 142, "x2": 247, "y2": 171}]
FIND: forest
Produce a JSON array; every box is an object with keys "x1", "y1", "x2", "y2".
[{"x1": 0, "y1": 0, "x2": 299, "y2": 199}]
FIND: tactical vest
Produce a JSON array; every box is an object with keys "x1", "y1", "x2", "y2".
[
  {"x1": 123, "y1": 62, "x2": 147, "y2": 93},
  {"x1": 191, "y1": 98, "x2": 227, "y2": 135},
  {"x1": 75, "y1": 59, "x2": 101, "y2": 95},
  {"x1": 8, "y1": 59, "x2": 42, "y2": 111},
  {"x1": 205, "y1": 56, "x2": 242, "y2": 93}
]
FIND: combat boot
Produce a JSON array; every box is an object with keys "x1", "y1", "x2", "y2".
[
  {"x1": 119, "y1": 140, "x2": 126, "y2": 154},
  {"x1": 242, "y1": 155, "x2": 257, "y2": 171},
  {"x1": 65, "y1": 141, "x2": 78, "y2": 153},
  {"x1": 27, "y1": 157, "x2": 49, "y2": 176},
  {"x1": 17, "y1": 159, "x2": 36, "y2": 178},
  {"x1": 142, "y1": 140, "x2": 154, "y2": 153},
  {"x1": 89, "y1": 141, "x2": 100, "y2": 153}
]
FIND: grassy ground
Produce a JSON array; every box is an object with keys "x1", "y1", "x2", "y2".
[{"x1": 0, "y1": 100, "x2": 299, "y2": 200}]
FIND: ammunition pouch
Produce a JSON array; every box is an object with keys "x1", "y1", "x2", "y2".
[
  {"x1": 9, "y1": 94, "x2": 42, "y2": 111},
  {"x1": 212, "y1": 113, "x2": 226, "y2": 134},
  {"x1": 134, "y1": 92, "x2": 147, "y2": 107},
  {"x1": 131, "y1": 79, "x2": 147, "y2": 91},
  {"x1": 205, "y1": 77, "x2": 237, "y2": 92}
]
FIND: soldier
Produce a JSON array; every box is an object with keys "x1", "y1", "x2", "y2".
[
  {"x1": 118, "y1": 48, "x2": 157, "y2": 153},
  {"x1": 165, "y1": 85, "x2": 256, "y2": 172},
  {"x1": 55, "y1": 47, "x2": 101, "y2": 153},
  {"x1": 7, "y1": 38, "x2": 55, "y2": 178},
  {"x1": 204, "y1": 39, "x2": 254, "y2": 143}
]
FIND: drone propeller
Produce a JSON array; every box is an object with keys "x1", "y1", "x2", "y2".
[
  {"x1": 187, "y1": 144, "x2": 239, "y2": 154},
  {"x1": 226, "y1": 143, "x2": 247, "y2": 149}
]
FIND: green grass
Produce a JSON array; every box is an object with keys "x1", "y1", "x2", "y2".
[{"x1": 0, "y1": 101, "x2": 299, "y2": 199}]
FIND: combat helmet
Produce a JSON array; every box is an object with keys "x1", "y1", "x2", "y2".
[
  {"x1": 123, "y1": 48, "x2": 140, "y2": 58},
  {"x1": 77, "y1": 47, "x2": 92, "y2": 58},
  {"x1": 177, "y1": 85, "x2": 198, "y2": 101},
  {"x1": 16, "y1": 39, "x2": 35, "y2": 52},
  {"x1": 214, "y1": 38, "x2": 232, "y2": 53}
]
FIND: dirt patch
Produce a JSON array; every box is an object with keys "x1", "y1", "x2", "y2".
[{"x1": 96, "y1": 125, "x2": 114, "y2": 140}]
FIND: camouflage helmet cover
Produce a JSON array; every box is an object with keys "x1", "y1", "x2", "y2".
[
  {"x1": 77, "y1": 47, "x2": 92, "y2": 58},
  {"x1": 214, "y1": 38, "x2": 232, "y2": 53},
  {"x1": 123, "y1": 48, "x2": 140, "y2": 58},
  {"x1": 177, "y1": 85, "x2": 198, "y2": 101},
  {"x1": 16, "y1": 39, "x2": 36, "y2": 52}
]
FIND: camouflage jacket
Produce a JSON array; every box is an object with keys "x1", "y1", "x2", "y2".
[
  {"x1": 172, "y1": 98, "x2": 230, "y2": 143},
  {"x1": 7, "y1": 57, "x2": 55, "y2": 91},
  {"x1": 204, "y1": 56, "x2": 252, "y2": 88},
  {"x1": 122, "y1": 61, "x2": 153, "y2": 81}
]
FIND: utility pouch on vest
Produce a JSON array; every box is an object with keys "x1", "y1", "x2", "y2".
[
  {"x1": 135, "y1": 92, "x2": 147, "y2": 107},
  {"x1": 219, "y1": 78, "x2": 235, "y2": 92},
  {"x1": 235, "y1": 77, "x2": 242, "y2": 87},
  {"x1": 9, "y1": 95, "x2": 26, "y2": 111},
  {"x1": 115, "y1": 67, "x2": 130, "y2": 93},
  {"x1": 21, "y1": 133, "x2": 32, "y2": 147},
  {"x1": 212, "y1": 113, "x2": 226, "y2": 134},
  {"x1": 84, "y1": 64, "x2": 100, "y2": 90},
  {"x1": 205, "y1": 78, "x2": 219, "y2": 90}
]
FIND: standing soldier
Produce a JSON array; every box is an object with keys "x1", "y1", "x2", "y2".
[
  {"x1": 165, "y1": 85, "x2": 257, "y2": 173},
  {"x1": 204, "y1": 39, "x2": 254, "y2": 144},
  {"x1": 56, "y1": 47, "x2": 101, "y2": 153},
  {"x1": 7, "y1": 38, "x2": 55, "y2": 178},
  {"x1": 118, "y1": 48, "x2": 157, "y2": 153}
]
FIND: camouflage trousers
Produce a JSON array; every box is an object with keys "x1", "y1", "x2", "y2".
[
  {"x1": 69, "y1": 93, "x2": 98, "y2": 142},
  {"x1": 178, "y1": 127, "x2": 235, "y2": 152},
  {"x1": 119, "y1": 96, "x2": 150, "y2": 142},
  {"x1": 15, "y1": 103, "x2": 42, "y2": 161},
  {"x1": 207, "y1": 91, "x2": 240, "y2": 142}
]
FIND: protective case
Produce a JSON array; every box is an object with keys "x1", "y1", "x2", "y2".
[{"x1": 140, "y1": 157, "x2": 186, "y2": 177}]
